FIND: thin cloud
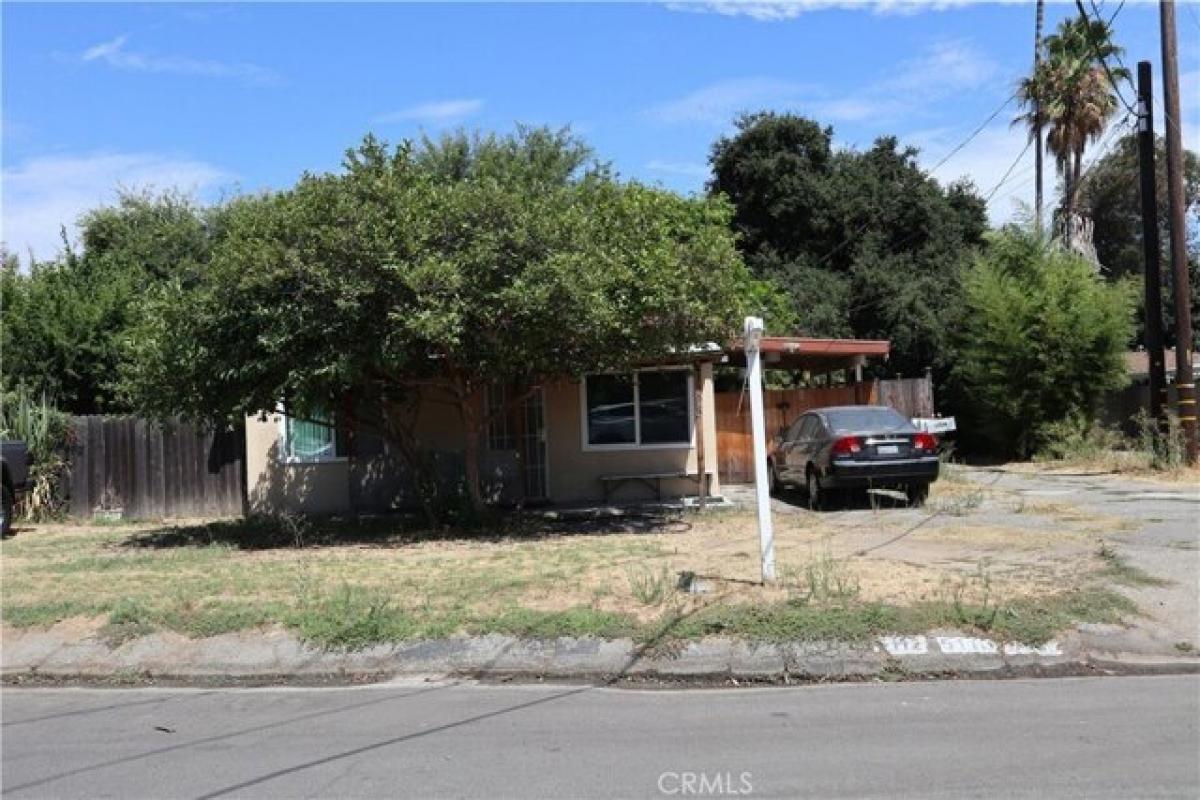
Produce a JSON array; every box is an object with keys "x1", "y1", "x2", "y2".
[
  {"x1": 374, "y1": 99, "x2": 485, "y2": 125},
  {"x1": 648, "y1": 78, "x2": 817, "y2": 124},
  {"x1": 663, "y1": 0, "x2": 975, "y2": 23},
  {"x1": 80, "y1": 34, "x2": 280, "y2": 87},
  {"x1": 649, "y1": 40, "x2": 996, "y2": 127},
  {"x1": 1, "y1": 152, "x2": 233, "y2": 264}
]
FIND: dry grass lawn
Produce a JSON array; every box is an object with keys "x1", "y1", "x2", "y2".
[{"x1": 0, "y1": 478, "x2": 1142, "y2": 648}]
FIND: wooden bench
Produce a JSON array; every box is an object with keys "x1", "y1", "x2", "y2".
[{"x1": 598, "y1": 472, "x2": 710, "y2": 502}]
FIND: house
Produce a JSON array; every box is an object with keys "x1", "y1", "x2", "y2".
[
  {"x1": 244, "y1": 337, "x2": 892, "y2": 514},
  {"x1": 1102, "y1": 348, "x2": 1200, "y2": 435}
]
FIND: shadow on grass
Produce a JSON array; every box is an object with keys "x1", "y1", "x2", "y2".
[{"x1": 118, "y1": 508, "x2": 695, "y2": 552}]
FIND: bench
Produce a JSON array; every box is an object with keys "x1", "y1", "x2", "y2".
[{"x1": 598, "y1": 472, "x2": 711, "y2": 503}]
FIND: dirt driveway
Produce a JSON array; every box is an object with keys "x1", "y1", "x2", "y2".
[{"x1": 726, "y1": 464, "x2": 1200, "y2": 653}]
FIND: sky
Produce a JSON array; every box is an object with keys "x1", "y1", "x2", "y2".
[{"x1": 3, "y1": 0, "x2": 1199, "y2": 263}]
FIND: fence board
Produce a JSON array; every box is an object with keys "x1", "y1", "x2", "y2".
[
  {"x1": 714, "y1": 376, "x2": 934, "y2": 483},
  {"x1": 67, "y1": 416, "x2": 244, "y2": 519}
]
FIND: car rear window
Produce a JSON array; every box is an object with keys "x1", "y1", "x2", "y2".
[{"x1": 823, "y1": 408, "x2": 914, "y2": 434}]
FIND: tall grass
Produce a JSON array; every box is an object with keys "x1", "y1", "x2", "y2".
[{"x1": 0, "y1": 389, "x2": 72, "y2": 520}]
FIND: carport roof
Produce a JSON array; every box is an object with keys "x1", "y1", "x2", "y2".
[{"x1": 724, "y1": 336, "x2": 890, "y2": 371}]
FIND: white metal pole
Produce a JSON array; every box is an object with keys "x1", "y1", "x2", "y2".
[{"x1": 744, "y1": 316, "x2": 775, "y2": 582}]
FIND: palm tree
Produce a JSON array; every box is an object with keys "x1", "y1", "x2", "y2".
[{"x1": 1016, "y1": 15, "x2": 1130, "y2": 220}]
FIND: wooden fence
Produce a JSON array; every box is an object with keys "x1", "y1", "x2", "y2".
[
  {"x1": 714, "y1": 377, "x2": 934, "y2": 483},
  {"x1": 69, "y1": 417, "x2": 245, "y2": 519}
]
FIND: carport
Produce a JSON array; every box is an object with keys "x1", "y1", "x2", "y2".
[{"x1": 716, "y1": 336, "x2": 924, "y2": 484}]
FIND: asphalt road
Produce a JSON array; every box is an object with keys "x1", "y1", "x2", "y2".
[{"x1": 3, "y1": 675, "x2": 1198, "y2": 799}]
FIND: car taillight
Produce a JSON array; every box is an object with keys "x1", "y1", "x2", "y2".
[
  {"x1": 912, "y1": 432, "x2": 937, "y2": 452},
  {"x1": 831, "y1": 436, "x2": 863, "y2": 456}
]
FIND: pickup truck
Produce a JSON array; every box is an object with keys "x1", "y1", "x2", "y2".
[{"x1": 1, "y1": 439, "x2": 29, "y2": 536}]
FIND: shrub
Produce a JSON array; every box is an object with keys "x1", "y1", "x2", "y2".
[
  {"x1": 0, "y1": 388, "x2": 73, "y2": 520},
  {"x1": 953, "y1": 228, "x2": 1135, "y2": 459}
]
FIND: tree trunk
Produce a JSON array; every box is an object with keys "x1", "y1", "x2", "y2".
[{"x1": 454, "y1": 378, "x2": 487, "y2": 519}]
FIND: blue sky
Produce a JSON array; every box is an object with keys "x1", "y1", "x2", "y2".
[{"x1": 3, "y1": 1, "x2": 1198, "y2": 262}]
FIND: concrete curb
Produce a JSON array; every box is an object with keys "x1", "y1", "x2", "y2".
[{"x1": 4, "y1": 627, "x2": 1199, "y2": 684}]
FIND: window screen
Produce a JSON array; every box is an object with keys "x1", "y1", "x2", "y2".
[
  {"x1": 584, "y1": 370, "x2": 691, "y2": 447},
  {"x1": 284, "y1": 408, "x2": 336, "y2": 461},
  {"x1": 585, "y1": 374, "x2": 636, "y2": 445},
  {"x1": 638, "y1": 371, "x2": 690, "y2": 444}
]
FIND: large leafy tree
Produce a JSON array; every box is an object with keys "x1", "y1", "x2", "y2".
[
  {"x1": 1076, "y1": 133, "x2": 1200, "y2": 346},
  {"x1": 1016, "y1": 14, "x2": 1129, "y2": 218},
  {"x1": 708, "y1": 112, "x2": 988, "y2": 378},
  {"x1": 952, "y1": 227, "x2": 1135, "y2": 458},
  {"x1": 124, "y1": 128, "x2": 753, "y2": 514},
  {"x1": 1, "y1": 193, "x2": 219, "y2": 413}
]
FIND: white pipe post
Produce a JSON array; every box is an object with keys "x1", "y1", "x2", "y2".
[{"x1": 744, "y1": 316, "x2": 775, "y2": 582}]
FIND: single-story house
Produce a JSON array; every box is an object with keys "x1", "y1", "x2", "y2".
[
  {"x1": 1101, "y1": 348, "x2": 1200, "y2": 435},
  {"x1": 245, "y1": 337, "x2": 891, "y2": 514}
]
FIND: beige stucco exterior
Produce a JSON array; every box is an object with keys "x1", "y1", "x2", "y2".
[
  {"x1": 245, "y1": 361, "x2": 720, "y2": 513},
  {"x1": 245, "y1": 413, "x2": 351, "y2": 514}
]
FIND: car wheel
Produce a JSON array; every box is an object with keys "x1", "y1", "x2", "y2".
[
  {"x1": 906, "y1": 483, "x2": 930, "y2": 508},
  {"x1": 768, "y1": 461, "x2": 781, "y2": 495},
  {"x1": 806, "y1": 469, "x2": 823, "y2": 511},
  {"x1": 1, "y1": 484, "x2": 13, "y2": 537}
]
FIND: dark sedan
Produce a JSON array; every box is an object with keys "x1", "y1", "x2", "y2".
[{"x1": 769, "y1": 405, "x2": 939, "y2": 510}]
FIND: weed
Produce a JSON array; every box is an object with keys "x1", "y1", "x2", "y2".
[
  {"x1": 782, "y1": 547, "x2": 860, "y2": 605},
  {"x1": 1096, "y1": 545, "x2": 1171, "y2": 587},
  {"x1": 1134, "y1": 410, "x2": 1187, "y2": 471},
  {"x1": 289, "y1": 583, "x2": 416, "y2": 650},
  {"x1": 931, "y1": 489, "x2": 984, "y2": 517},
  {"x1": 628, "y1": 565, "x2": 673, "y2": 606},
  {"x1": 1175, "y1": 641, "x2": 1195, "y2": 654},
  {"x1": 100, "y1": 597, "x2": 158, "y2": 646},
  {"x1": 473, "y1": 607, "x2": 638, "y2": 639},
  {"x1": 946, "y1": 562, "x2": 999, "y2": 631}
]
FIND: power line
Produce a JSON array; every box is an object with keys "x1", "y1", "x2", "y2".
[
  {"x1": 984, "y1": 139, "x2": 1034, "y2": 203},
  {"x1": 928, "y1": 92, "x2": 1018, "y2": 174},
  {"x1": 1075, "y1": 0, "x2": 1137, "y2": 116},
  {"x1": 810, "y1": 90, "x2": 1023, "y2": 269}
]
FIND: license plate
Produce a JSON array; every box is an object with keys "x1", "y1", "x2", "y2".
[{"x1": 877, "y1": 445, "x2": 899, "y2": 455}]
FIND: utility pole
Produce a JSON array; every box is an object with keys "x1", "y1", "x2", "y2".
[
  {"x1": 1159, "y1": 0, "x2": 1198, "y2": 463},
  {"x1": 1136, "y1": 61, "x2": 1168, "y2": 427},
  {"x1": 1034, "y1": 0, "x2": 1045, "y2": 234}
]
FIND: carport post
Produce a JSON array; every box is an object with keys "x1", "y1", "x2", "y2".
[{"x1": 744, "y1": 316, "x2": 776, "y2": 582}]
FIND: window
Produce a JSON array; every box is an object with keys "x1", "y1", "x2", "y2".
[
  {"x1": 486, "y1": 383, "x2": 517, "y2": 451},
  {"x1": 281, "y1": 407, "x2": 340, "y2": 462},
  {"x1": 583, "y1": 369, "x2": 692, "y2": 449}
]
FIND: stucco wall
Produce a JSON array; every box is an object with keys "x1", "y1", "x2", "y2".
[
  {"x1": 244, "y1": 362, "x2": 721, "y2": 512},
  {"x1": 542, "y1": 362, "x2": 720, "y2": 504},
  {"x1": 245, "y1": 414, "x2": 351, "y2": 514}
]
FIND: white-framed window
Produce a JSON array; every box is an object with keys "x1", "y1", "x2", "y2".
[
  {"x1": 278, "y1": 406, "x2": 343, "y2": 463},
  {"x1": 580, "y1": 368, "x2": 694, "y2": 450}
]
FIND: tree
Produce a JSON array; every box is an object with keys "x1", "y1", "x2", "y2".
[
  {"x1": 952, "y1": 227, "x2": 1135, "y2": 458},
  {"x1": 124, "y1": 128, "x2": 754, "y2": 516},
  {"x1": 0, "y1": 192, "x2": 219, "y2": 413},
  {"x1": 1016, "y1": 14, "x2": 1129, "y2": 218},
  {"x1": 1076, "y1": 133, "x2": 1200, "y2": 345},
  {"x1": 708, "y1": 113, "x2": 988, "y2": 378}
]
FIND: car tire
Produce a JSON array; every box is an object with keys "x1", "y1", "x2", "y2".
[
  {"x1": 768, "y1": 461, "x2": 781, "y2": 495},
  {"x1": 1, "y1": 484, "x2": 13, "y2": 537},
  {"x1": 906, "y1": 483, "x2": 930, "y2": 508},
  {"x1": 806, "y1": 469, "x2": 823, "y2": 512}
]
